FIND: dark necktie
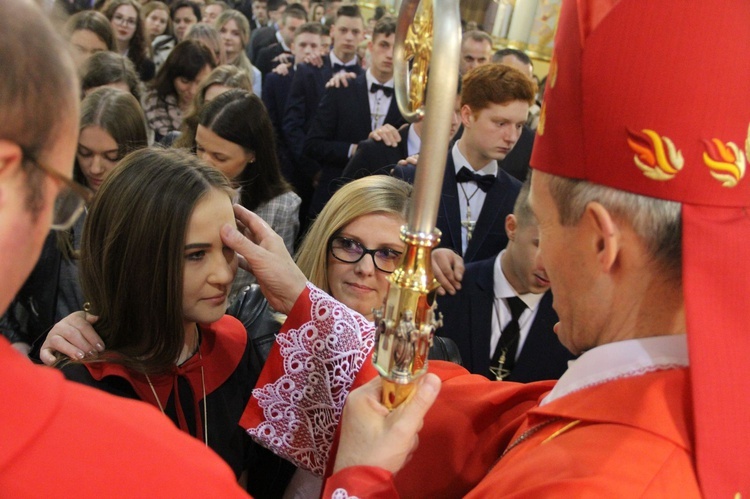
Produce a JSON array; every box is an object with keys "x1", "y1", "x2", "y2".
[
  {"x1": 456, "y1": 166, "x2": 495, "y2": 193},
  {"x1": 489, "y1": 296, "x2": 527, "y2": 380},
  {"x1": 370, "y1": 82, "x2": 394, "y2": 97},
  {"x1": 332, "y1": 62, "x2": 356, "y2": 72}
]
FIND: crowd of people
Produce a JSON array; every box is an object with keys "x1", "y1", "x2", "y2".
[{"x1": 1, "y1": 0, "x2": 747, "y2": 496}]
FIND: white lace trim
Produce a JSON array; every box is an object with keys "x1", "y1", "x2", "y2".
[
  {"x1": 248, "y1": 284, "x2": 375, "y2": 475},
  {"x1": 331, "y1": 489, "x2": 360, "y2": 499}
]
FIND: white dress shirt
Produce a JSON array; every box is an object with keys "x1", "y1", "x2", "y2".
[
  {"x1": 365, "y1": 69, "x2": 393, "y2": 131},
  {"x1": 452, "y1": 142, "x2": 498, "y2": 254},
  {"x1": 490, "y1": 251, "x2": 544, "y2": 361},
  {"x1": 406, "y1": 124, "x2": 421, "y2": 156}
]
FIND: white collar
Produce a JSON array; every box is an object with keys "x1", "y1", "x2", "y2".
[
  {"x1": 329, "y1": 51, "x2": 358, "y2": 69},
  {"x1": 275, "y1": 30, "x2": 291, "y2": 52},
  {"x1": 541, "y1": 334, "x2": 689, "y2": 406},
  {"x1": 452, "y1": 141, "x2": 498, "y2": 176},
  {"x1": 493, "y1": 250, "x2": 544, "y2": 312},
  {"x1": 365, "y1": 68, "x2": 393, "y2": 88}
]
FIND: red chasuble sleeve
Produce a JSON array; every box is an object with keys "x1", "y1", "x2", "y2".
[{"x1": 323, "y1": 466, "x2": 398, "y2": 499}]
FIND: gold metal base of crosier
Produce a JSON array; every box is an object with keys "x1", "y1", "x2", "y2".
[{"x1": 373, "y1": 227, "x2": 443, "y2": 410}]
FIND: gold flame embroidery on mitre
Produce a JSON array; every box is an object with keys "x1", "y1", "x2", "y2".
[
  {"x1": 703, "y1": 137, "x2": 746, "y2": 188},
  {"x1": 626, "y1": 129, "x2": 684, "y2": 181}
]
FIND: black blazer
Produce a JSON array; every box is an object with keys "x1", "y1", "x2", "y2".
[
  {"x1": 247, "y1": 25, "x2": 277, "y2": 62},
  {"x1": 282, "y1": 57, "x2": 362, "y2": 167},
  {"x1": 261, "y1": 68, "x2": 295, "y2": 182},
  {"x1": 255, "y1": 43, "x2": 289, "y2": 77},
  {"x1": 393, "y1": 153, "x2": 521, "y2": 263},
  {"x1": 436, "y1": 257, "x2": 575, "y2": 382},
  {"x1": 340, "y1": 124, "x2": 411, "y2": 182},
  {"x1": 304, "y1": 73, "x2": 404, "y2": 215}
]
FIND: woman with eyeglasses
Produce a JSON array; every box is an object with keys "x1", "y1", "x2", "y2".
[
  {"x1": 0, "y1": 87, "x2": 148, "y2": 357},
  {"x1": 296, "y1": 175, "x2": 409, "y2": 321},
  {"x1": 103, "y1": 0, "x2": 155, "y2": 82}
]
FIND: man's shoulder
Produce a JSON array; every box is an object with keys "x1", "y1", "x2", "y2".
[{"x1": 0, "y1": 341, "x2": 245, "y2": 495}]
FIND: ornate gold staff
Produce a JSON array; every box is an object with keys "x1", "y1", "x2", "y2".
[{"x1": 372, "y1": 0, "x2": 461, "y2": 409}]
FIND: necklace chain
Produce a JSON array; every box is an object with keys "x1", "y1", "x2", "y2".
[
  {"x1": 458, "y1": 181, "x2": 481, "y2": 242},
  {"x1": 145, "y1": 331, "x2": 208, "y2": 447}
]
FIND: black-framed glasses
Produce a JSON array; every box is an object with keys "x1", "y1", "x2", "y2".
[
  {"x1": 112, "y1": 14, "x2": 138, "y2": 27},
  {"x1": 328, "y1": 236, "x2": 403, "y2": 274},
  {"x1": 22, "y1": 150, "x2": 93, "y2": 231}
]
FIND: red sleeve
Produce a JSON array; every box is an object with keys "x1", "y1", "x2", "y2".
[
  {"x1": 241, "y1": 283, "x2": 377, "y2": 475},
  {"x1": 323, "y1": 466, "x2": 398, "y2": 499}
]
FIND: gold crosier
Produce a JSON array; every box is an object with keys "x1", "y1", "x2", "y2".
[{"x1": 372, "y1": 0, "x2": 461, "y2": 409}]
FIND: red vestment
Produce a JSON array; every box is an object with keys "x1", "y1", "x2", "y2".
[
  {"x1": 0, "y1": 336, "x2": 248, "y2": 497},
  {"x1": 244, "y1": 285, "x2": 700, "y2": 497}
]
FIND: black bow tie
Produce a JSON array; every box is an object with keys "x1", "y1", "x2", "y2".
[
  {"x1": 370, "y1": 82, "x2": 393, "y2": 97},
  {"x1": 332, "y1": 62, "x2": 356, "y2": 72},
  {"x1": 456, "y1": 166, "x2": 495, "y2": 192}
]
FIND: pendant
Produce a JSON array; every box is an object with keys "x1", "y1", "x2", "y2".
[{"x1": 462, "y1": 205, "x2": 476, "y2": 241}]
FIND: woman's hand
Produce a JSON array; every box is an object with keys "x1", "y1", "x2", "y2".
[
  {"x1": 221, "y1": 205, "x2": 308, "y2": 314},
  {"x1": 39, "y1": 311, "x2": 104, "y2": 366}
]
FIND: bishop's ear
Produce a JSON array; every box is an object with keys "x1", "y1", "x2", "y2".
[{"x1": 582, "y1": 201, "x2": 619, "y2": 273}]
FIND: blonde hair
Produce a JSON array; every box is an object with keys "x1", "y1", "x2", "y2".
[{"x1": 295, "y1": 176, "x2": 412, "y2": 292}]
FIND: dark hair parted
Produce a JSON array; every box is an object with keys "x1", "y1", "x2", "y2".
[
  {"x1": 81, "y1": 51, "x2": 142, "y2": 101},
  {"x1": 75, "y1": 87, "x2": 149, "y2": 186},
  {"x1": 66, "y1": 10, "x2": 115, "y2": 51},
  {"x1": 461, "y1": 63, "x2": 537, "y2": 111},
  {"x1": 80, "y1": 148, "x2": 234, "y2": 374},
  {"x1": 151, "y1": 40, "x2": 217, "y2": 100},
  {"x1": 198, "y1": 89, "x2": 292, "y2": 210}
]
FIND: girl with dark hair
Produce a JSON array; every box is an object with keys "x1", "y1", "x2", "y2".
[
  {"x1": 65, "y1": 10, "x2": 115, "y2": 69},
  {"x1": 143, "y1": 39, "x2": 216, "y2": 142},
  {"x1": 195, "y1": 89, "x2": 300, "y2": 298},
  {"x1": 57, "y1": 148, "x2": 258, "y2": 482},
  {"x1": 103, "y1": 0, "x2": 156, "y2": 82}
]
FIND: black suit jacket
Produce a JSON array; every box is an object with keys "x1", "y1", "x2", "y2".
[
  {"x1": 247, "y1": 25, "x2": 277, "y2": 62},
  {"x1": 340, "y1": 124, "x2": 411, "y2": 182},
  {"x1": 282, "y1": 57, "x2": 363, "y2": 168},
  {"x1": 255, "y1": 43, "x2": 289, "y2": 77},
  {"x1": 304, "y1": 73, "x2": 404, "y2": 215},
  {"x1": 261, "y1": 68, "x2": 295, "y2": 182},
  {"x1": 436, "y1": 256, "x2": 575, "y2": 381},
  {"x1": 393, "y1": 153, "x2": 521, "y2": 262}
]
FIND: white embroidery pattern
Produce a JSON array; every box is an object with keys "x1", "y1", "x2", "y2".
[
  {"x1": 332, "y1": 488, "x2": 360, "y2": 499},
  {"x1": 248, "y1": 284, "x2": 375, "y2": 475}
]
